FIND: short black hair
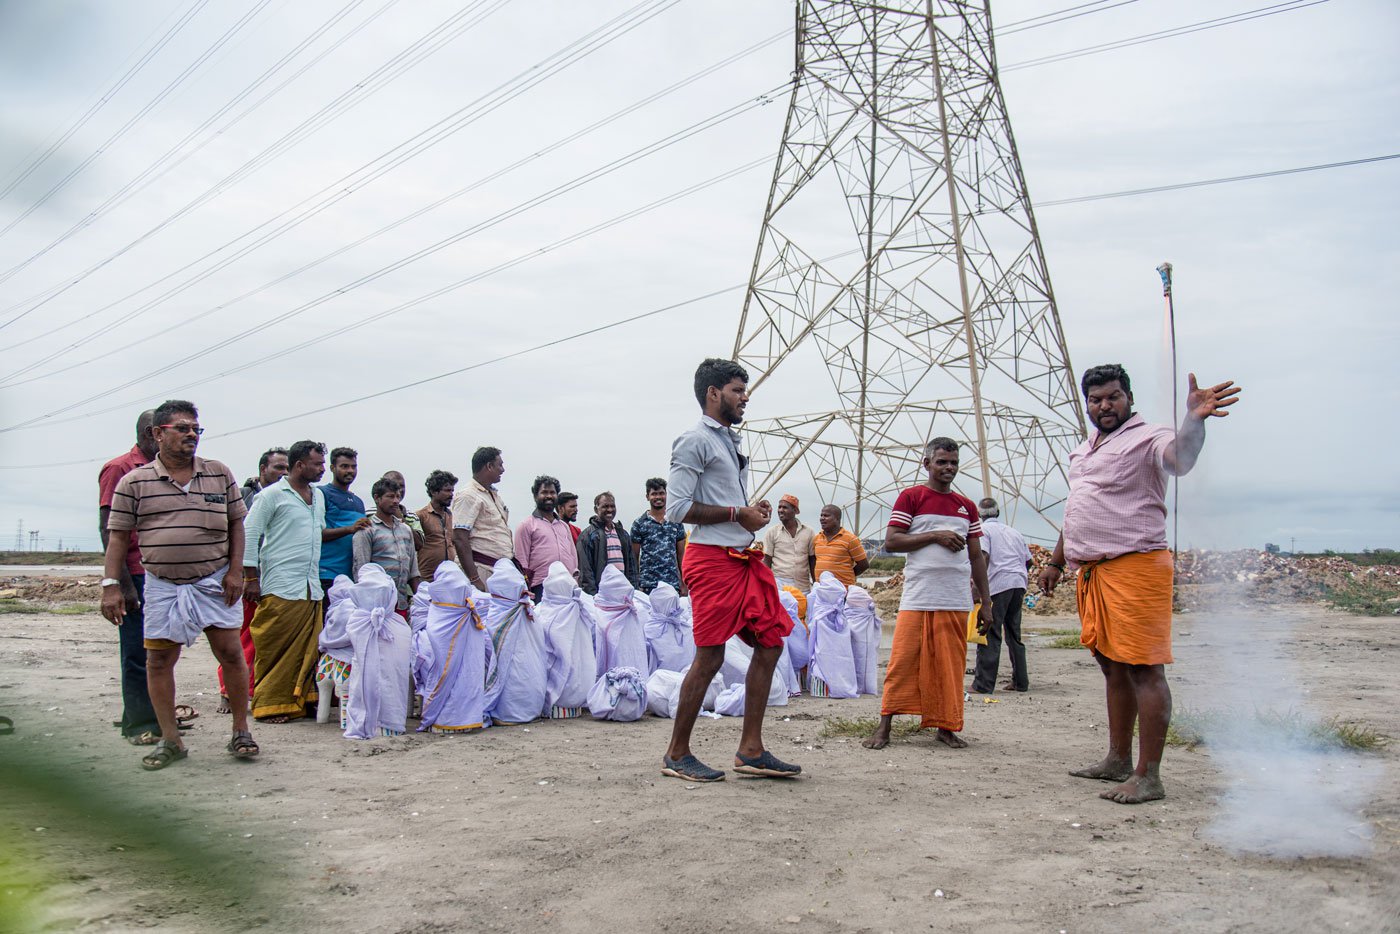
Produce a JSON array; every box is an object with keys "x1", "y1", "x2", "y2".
[
  {"x1": 329, "y1": 446, "x2": 357, "y2": 464},
  {"x1": 371, "y1": 478, "x2": 401, "y2": 499},
  {"x1": 645, "y1": 477, "x2": 667, "y2": 493},
  {"x1": 557, "y1": 491, "x2": 578, "y2": 507},
  {"x1": 926, "y1": 437, "x2": 959, "y2": 455},
  {"x1": 821, "y1": 503, "x2": 842, "y2": 519},
  {"x1": 594, "y1": 490, "x2": 615, "y2": 509},
  {"x1": 288, "y1": 440, "x2": 326, "y2": 467},
  {"x1": 425, "y1": 469, "x2": 458, "y2": 495},
  {"x1": 693, "y1": 358, "x2": 748, "y2": 406},
  {"x1": 531, "y1": 475, "x2": 560, "y2": 496},
  {"x1": 1081, "y1": 364, "x2": 1132, "y2": 398},
  {"x1": 258, "y1": 447, "x2": 288, "y2": 471},
  {"x1": 152, "y1": 399, "x2": 197, "y2": 427},
  {"x1": 472, "y1": 446, "x2": 502, "y2": 474}
]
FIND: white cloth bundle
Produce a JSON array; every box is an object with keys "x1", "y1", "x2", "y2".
[
  {"x1": 845, "y1": 585, "x2": 883, "y2": 695},
  {"x1": 482, "y1": 559, "x2": 547, "y2": 725},
  {"x1": 343, "y1": 564, "x2": 412, "y2": 739},
  {"x1": 319, "y1": 574, "x2": 356, "y2": 665},
  {"x1": 720, "y1": 636, "x2": 753, "y2": 688},
  {"x1": 712, "y1": 669, "x2": 789, "y2": 717},
  {"x1": 644, "y1": 668, "x2": 685, "y2": 718},
  {"x1": 587, "y1": 666, "x2": 647, "y2": 722},
  {"x1": 414, "y1": 562, "x2": 488, "y2": 733},
  {"x1": 643, "y1": 582, "x2": 695, "y2": 674},
  {"x1": 537, "y1": 561, "x2": 597, "y2": 715},
  {"x1": 408, "y1": 578, "x2": 433, "y2": 633},
  {"x1": 807, "y1": 572, "x2": 858, "y2": 699},
  {"x1": 142, "y1": 567, "x2": 241, "y2": 647},
  {"x1": 591, "y1": 566, "x2": 649, "y2": 677},
  {"x1": 777, "y1": 589, "x2": 805, "y2": 695}
]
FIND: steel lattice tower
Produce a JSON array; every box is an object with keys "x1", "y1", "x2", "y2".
[{"x1": 734, "y1": 0, "x2": 1086, "y2": 537}]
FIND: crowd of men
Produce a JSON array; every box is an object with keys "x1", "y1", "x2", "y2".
[{"x1": 98, "y1": 356, "x2": 1238, "y2": 805}]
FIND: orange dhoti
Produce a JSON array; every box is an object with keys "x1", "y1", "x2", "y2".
[
  {"x1": 1076, "y1": 549, "x2": 1173, "y2": 665},
  {"x1": 879, "y1": 610, "x2": 967, "y2": 732}
]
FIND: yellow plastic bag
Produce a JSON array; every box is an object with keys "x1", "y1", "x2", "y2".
[{"x1": 966, "y1": 605, "x2": 987, "y2": 645}]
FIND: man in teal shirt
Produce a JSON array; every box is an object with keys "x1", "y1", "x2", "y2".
[
  {"x1": 244, "y1": 441, "x2": 330, "y2": 722},
  {"x1": 319, "y1": 446, "x2": 369, "y2": 593}
]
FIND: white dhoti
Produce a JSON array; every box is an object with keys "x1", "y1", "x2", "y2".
[{"x1": 143, "y1": 567, "x2": 241, "y2": 647}]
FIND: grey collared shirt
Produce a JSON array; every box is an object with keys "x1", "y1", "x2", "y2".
[{"x1": 666, "y1": 414, "x2": 753, "y2": 548}]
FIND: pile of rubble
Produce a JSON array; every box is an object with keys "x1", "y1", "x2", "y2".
[
  {"x1": 863, "y1": 549, "x2": 1400, "y2": 617},
  {"x1": 0, "y1": 576, "x2": 103, "y2": 604}
]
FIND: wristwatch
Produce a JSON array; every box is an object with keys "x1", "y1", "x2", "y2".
[{"x1": 100, "y1": 577, "x2": 122, "y2": 588}]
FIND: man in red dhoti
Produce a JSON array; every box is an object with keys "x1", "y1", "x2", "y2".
[{"x1": 660, "y1": 358, "x2": 800, "y2": 783}]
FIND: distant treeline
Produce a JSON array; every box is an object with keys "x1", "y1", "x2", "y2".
[{"x1": 0, "y1": 551, "x2": 104, "y2": 565}]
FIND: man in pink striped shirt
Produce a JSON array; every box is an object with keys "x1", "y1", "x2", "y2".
[{"x1": 1040, "y1": 364, "x2": 1240, "y2": 805}]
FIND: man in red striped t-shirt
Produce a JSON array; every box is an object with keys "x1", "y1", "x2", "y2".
[{"x1": 863, "y1": 438, "x2": 993, "y2": 751}]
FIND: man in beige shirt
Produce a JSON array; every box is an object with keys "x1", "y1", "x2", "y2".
[
  {"x1": 761, "y1": 494, "x2": 817, "y2": 592},
  {"x1": 451, "y1": 446, "x2": 513, "y2": 590}
]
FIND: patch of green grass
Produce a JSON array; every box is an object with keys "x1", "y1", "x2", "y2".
[
  {"x1": 1322, "y1": 579, "x2": 1399, "y2": 617},
  {"x1": 1163, "y1": 708, "x2": 1387, "y2": 751},
  {"x1": 1049, "y1": 634, "x2": 1084, "y2": 649},
  {"x1": 0, "y1": 599, "x2": 96, "y2": 616},
  {"x1": 866, "y1": 556, "x2": 906, "y2": 572},
  {"x1": 820, "y1": 715, "x2": 923, "y2": 739}
]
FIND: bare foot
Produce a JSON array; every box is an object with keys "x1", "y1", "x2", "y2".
[
  {"x1": 1069, "y1": 756, "x2": 1132, "y2": 782},
  {"x1": 935, "y1": 728, "x2": 967, "y2": 749},
  {"x1": 260, "y1": 715, "x2": 291, "y2": 724},
  {"x1": 861, "y1": 730, "x2": 890, "y2": 750},
  {"x1": 1100, "y1": 773, "x2": 1165, "y2": 804},
  {"x1": 216, "y1": 695, "x2": 231, "y2": 715}
]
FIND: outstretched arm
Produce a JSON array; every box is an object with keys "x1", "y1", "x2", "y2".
[{"x1": 1164, "y1": 373, "x2": 1241, "y2": 477}]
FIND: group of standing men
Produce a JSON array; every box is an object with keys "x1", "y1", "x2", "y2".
[
  {"x1": 98, "y1": 408, "x2": 694, "y2": 770},
  {"x1": 98, "y1": 353, "x2": 1238, "y2": 804}
]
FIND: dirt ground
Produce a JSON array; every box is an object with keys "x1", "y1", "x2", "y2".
[{"x1": 2, "y1": 603, "x2": 1397, "y2": 934}]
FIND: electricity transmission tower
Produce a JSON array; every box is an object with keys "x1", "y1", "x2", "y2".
[{"x1": 734, "y1": 0, "x2": 1085, "y2": 538}]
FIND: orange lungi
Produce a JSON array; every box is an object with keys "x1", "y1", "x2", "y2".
[
  {"x1": 879, "y1": 610, "x2": 967, "y2": 732},
  {"x1": 1077, "y1": 549, "x2": 1173, "y2": 665}
]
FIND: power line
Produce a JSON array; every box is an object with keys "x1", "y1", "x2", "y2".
[
  {"x1": 1036, "y1": 152, "x2": 1400, "y2": 206},
  {"x1": 0, "y1": 144, "x2": 1387, "y2": 454},
  {"x1": 93, "y1": 155, "x2": 775, "y2": 411},
  {"x1": 0, "y1": 87, "x2": 782, "y2": 432},
  {"x1": 996, "y1": 0, "x2": 1144, "y2": 36},
  {"x1": 0, "y1": 0, "x2": 209, "y2": 201},
  {"x1": 0, "y1": 0, "x2": 276, "y2": 242},
  {"x1": 0, "y1": 0, "x2": 513, "y2": 335},
  {"x1": 1001, "y1": 0, "x2": 1329, "y2": 71},
  {"x1": 0, "y1": 0, "x2": 688, "y2": 380},
  {"x1": 0, "y1": 0, "x2": 391, "y2": 288},
  {"x1": 1, "y1": 30, "x2": 787, "y2": 389}
]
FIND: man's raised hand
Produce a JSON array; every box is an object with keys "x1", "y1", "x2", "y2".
[{"x1": 1186, "y1": 373, "x2": 1241, "y2": 421}]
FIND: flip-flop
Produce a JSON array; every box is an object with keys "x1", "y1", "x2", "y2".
[
  {"x1": 227, "y1": 730, "x2": 259, "y2": 759},
  {"x1": 140, "y1": 739, "x2": 187, "y2": 771},
  {"x1": 661, "y1": 754, "x2": 724, "y2": 783},
  {"x1": 175, "y1": 705, "x2": 199, "y2": 724},
  {"x1": 733, "y1": 749, "x2": 802, "y2": 778},
  {"x1": 0, "y1": 716, "x2": 13, "y2": 736},
  {"x1": 127, "y1": 730, "x2": 160, "y2": 746}
]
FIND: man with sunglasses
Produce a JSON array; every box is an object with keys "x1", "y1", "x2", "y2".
[{"x1": 102, "y1": 400, "x2": 256, "y2": 769}]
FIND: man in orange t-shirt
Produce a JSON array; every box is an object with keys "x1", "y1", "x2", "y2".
[{"x1": 812, "y1": 505, "x2": 869, "y2": 587}]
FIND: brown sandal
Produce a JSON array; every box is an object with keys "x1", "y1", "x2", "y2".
[{"x1": 227, "y1": 730, "x2": 259, "y2": 759}]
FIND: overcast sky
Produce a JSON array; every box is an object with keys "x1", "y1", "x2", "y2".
[{"x1": 0, "y1": 0, "x2": 1395, "y2": 555}]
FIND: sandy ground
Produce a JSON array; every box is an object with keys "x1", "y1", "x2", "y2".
[{"x1": 2, "y1": 603, "x2": 1397, "y2": 934}]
